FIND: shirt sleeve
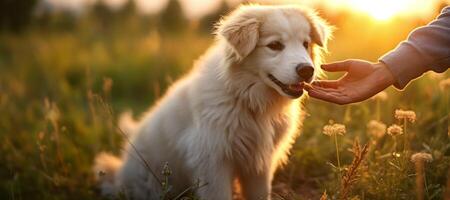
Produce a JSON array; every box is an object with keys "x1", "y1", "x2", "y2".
[{"x1": 380, "y1": 6, "x2": 450, "y2": 90}]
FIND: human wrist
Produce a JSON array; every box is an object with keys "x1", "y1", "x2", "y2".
[{"x1": 373, "y1": 62, "x2": 395, "y2": 87}]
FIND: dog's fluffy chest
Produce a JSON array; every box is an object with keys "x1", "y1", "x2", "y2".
[{"x1": 199, "y1": 98, "x2": 294, "y2": 172}]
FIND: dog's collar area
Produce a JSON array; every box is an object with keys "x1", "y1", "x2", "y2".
[{"x1": 267, "y1": 74, "x2": 304, "y2": 98}]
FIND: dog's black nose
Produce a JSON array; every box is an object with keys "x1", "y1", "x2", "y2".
[{"x1": 296, "y1": 63, "x2": 314, "y2": 81}]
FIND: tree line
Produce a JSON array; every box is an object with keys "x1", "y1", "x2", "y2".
[{"x1": 0, "y1": 0, "x2": 232, "y2": 33}]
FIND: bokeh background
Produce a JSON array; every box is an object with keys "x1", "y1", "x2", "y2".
[{"x1": 0, "y1": 0, "x2": 449, "y2": 199}]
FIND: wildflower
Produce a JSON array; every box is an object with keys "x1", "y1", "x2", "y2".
[
  {"x1": 367, "y1": 120, "x2": 386, "y2": 138},
  {"x1": 439, "y1": 78, "x2": 450, "y2": 90},
  {"x1": 411, "y1": 152, "x2": 433, "y2": 163},
  {"x1": 371, "y1": 91, "x2": 388, "y2": 101},
  {"x1": 394, "y1": 109, "x2": 416, "y2": 123},
  {"x1": 323, "y1": 123, "x2": 346, "y2": 136},
  {"x1": 323, "y1": 121, "x2": 347, "y2": 181},
  {"x1": 387, "y1": 124, "x2": 403, "y2": 136}
]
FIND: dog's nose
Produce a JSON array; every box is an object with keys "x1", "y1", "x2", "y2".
[{"x1": 296, "y1": 63, "x2": 314, "y2": 81}]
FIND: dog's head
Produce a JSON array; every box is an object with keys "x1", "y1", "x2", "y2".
[{"x1": 217, "y1": 5, "x2": 331, "y2": 98}]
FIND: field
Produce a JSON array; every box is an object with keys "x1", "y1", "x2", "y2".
[{"x1": 0, "y1": 1, "x2": 449, "y2": 200}]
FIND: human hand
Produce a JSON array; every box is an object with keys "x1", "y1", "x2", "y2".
[{"x1": 305, "y1": 59, "x2": 395, "y2": 105}]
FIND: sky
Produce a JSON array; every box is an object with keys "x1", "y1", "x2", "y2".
[{"x1": 42, "y1": 0, "x2": 448, "y2": 20}]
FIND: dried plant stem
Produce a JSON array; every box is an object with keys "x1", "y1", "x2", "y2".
[
  {"x1": 334, "y1": 133, "x2": 341, "y2": 176},
  {"x1": 52, "y1": 120, "x2": 64, "y2": 166},
  {"x1": 172, "y1": 180, "x2": 208, "y2": 200},
  {"x1": 117, "y1": 125, "x2": 163, "y2": 187},
  {"x1": 403, "y1": 119, "x2": 408, "y2": 152},
  {"x1": 94, "y1": 92, "x2": 208, "y2": 199},
  {"x1": 444, "y1": 169, "x2": 450, "y2": 200},
  {"x1": 393, "y1": 136, "x2": 398, "y2": 152},
  {"x1": 414, "y1": 162, "x2": 424, "y2": 200},
  {"x1": 424, "y1": 170, "x2": 430, "y2": 200},
  {"x1": 96, "y1": 95, "x2": 163, "y2": 186},
  {"x1": 319, "y1": 191, "x2": 328, "y2": 200},
  {"x1": 340, "y1": 140, "x2": 369, "y2": 200}
]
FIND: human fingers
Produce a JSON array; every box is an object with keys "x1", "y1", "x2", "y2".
[
  {"x1": 321, "y1": 60, "x2": 352, "y2": 72},
  {"x1": 305, "y1": 83, "x2": 343, "y2": 94},
  {"x1": 311, "y1": 80, "x2": 340, "y2": 88},
  {"x1": 305, "y1": 87, "x2": 351, "y2": 105}
]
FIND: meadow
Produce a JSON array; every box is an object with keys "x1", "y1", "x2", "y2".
[{"x1": 0, "y1": 1, "x2": 449, "y2": 199}]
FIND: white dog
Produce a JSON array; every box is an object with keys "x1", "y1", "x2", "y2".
[{"x1": 94, "y1": 4, "x2": 330, "y2": 200}]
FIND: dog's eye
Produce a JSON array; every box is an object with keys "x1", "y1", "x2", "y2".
[
  {"x1": 267, "y1": 41, "x2": 284, "y2": 51},
  {"x1": 303, "y1": 41, "x2": 309, "y2": 49}
]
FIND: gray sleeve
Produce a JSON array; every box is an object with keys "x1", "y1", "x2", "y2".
[{"x1": 380, "y1": 6, "x2": 450, "y2": 89}]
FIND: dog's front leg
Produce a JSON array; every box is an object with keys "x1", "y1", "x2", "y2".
[
  {"x1": 193, "y1": 160, "x2": 233, "y2": 200},
  {"x1": 239, "y1": 169, "x2": 272, "y2": 200}
]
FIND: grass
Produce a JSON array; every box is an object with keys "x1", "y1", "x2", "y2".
[{"x1": 0, "y1": 7, "x2": 449, "y2": 200}]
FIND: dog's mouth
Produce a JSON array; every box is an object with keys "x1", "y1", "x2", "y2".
[{"x1": 268, "y1": 74, "x2": 304, "y2": 98}]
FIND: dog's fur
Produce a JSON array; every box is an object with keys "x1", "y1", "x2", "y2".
[{"x1": 94, "y1": 5, "x2": 331, "y2": 200}]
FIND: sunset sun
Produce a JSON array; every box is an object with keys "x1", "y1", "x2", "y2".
[{"x1": 347, "y1": 0, "x2": 422, "y2": 20}]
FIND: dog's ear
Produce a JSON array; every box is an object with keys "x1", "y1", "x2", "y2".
[
  {"x1": 217, "y1": 11, "x2": 260, "y2": 61},
  {"x1": 308, "y1": 14, "x2": 331, "y2": 47}
]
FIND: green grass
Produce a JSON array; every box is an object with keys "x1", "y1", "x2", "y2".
[{"x1": 0, "y1": 11, "x2": 449, "y2": 200}]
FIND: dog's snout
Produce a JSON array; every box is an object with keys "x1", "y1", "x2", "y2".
[{"x1": 296, "y1": 63, "x2": 314, "y2": 81}]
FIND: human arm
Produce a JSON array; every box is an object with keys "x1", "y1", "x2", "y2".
[
  {"x1": 305, "y1": 7, "x2": 450, "y2": 104},
  {"x1": 381, "y1": 6, "x2": 450, "y2": 89}
]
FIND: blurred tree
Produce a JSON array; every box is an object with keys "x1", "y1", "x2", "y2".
[
  {"x1": 117, "y1": 0, "x2": 138, "y2": 19},
  {"x1": 50, "y1": 12, "x2": 77, "y2": 31},
  {"x1": 0, "y1": 0, "x2": 38, "y2": 32},
  {"x1": 87, "y1": 0, "x2": 140, "y2": 34},
  {"x1": 116, "y1": 0, "x2": 143, "y2": 33},
  {"x1": 158, "y1": 0, "x2": 188, "y2": 33},
  {"x1": 92, "y1": 0, "x2": 115, "y2": 31},
  {"x1": 199, "y1": 0, "x2": 230, "y2": 33}
]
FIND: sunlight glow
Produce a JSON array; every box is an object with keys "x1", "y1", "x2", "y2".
[
  {"x1": 268, "y1": 0, "x2": 443, "y2": 21},
  {"x1": 348, "y1": 0, "x2": 412, "y2": 20}
]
